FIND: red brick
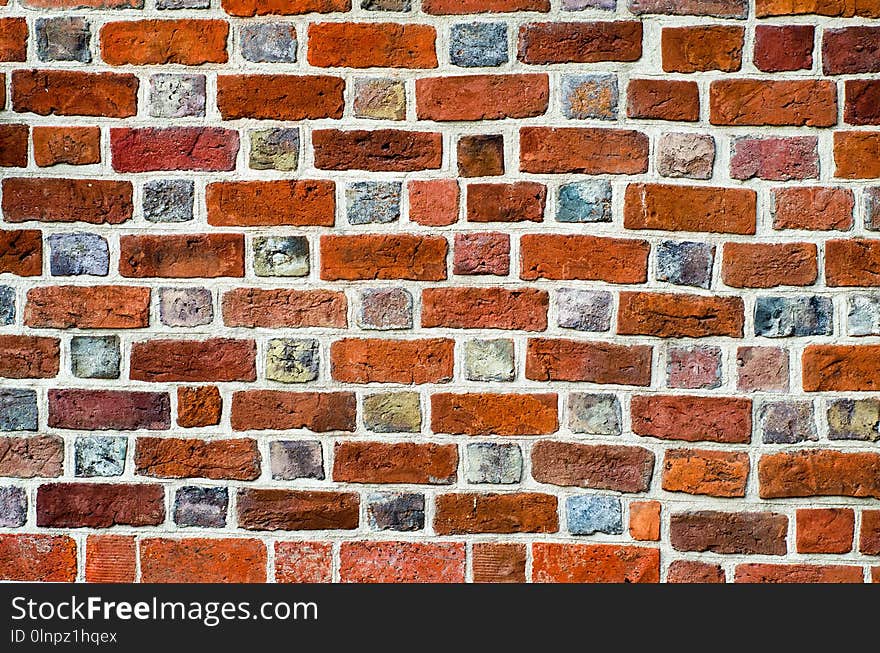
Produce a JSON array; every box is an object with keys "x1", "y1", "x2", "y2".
[
  {"x1": 237, "y1": 489, "x2": 359, "y2": 531},
  {"x1": 805, "y1": 344, "x2": 880, "y2": 390},
  {"x1": 12, "y1": 70, "x2": 138, "y2": 118},
  {"x1": 757, "y1": 0, "x2": 880, "y2": 17},
  {"x1": 432, "y1": 392, "x2": 558, "y2": 436},
  {"x1": 231, "y1": 390, "x2": 356, "y2": 432},
  {"x1": 206, "y1": 180, "x2": 335, "y2": 226},
  {"x1": 618, "y1": 292, "x2": 745, "y2": 338},
  {"x1": 722, "y1": 242, "x2": 818, "y2": 288},
  {"x1": 0, "y1": 230, "x2": 42, "y2": 276},
  {"x1": 340, "y1": 541, "x2": 465, "y2": 583},
  {"x1": 217, "y1": 75, "x2": 344, "y2": 120},
  {"x1": 710, "y1": 79, "x2": 837, "y2": 126},
  {"x1": 631, "y1": 395, "x2": 752, "y2": 443},
  {"x1": 3, "y1": 178, "x2": 132, "y2": 224},
  {"x1": 0, "y1": 435, "x2": 63, "y2": 478},
  {"x1": 25, "y1": 286, "x2": 150, "y2": 329},
  {"x1": 434, "y1": 493, "x2": 558, "y2": 534},
  {"x1": 834, "y1": 131, "x2": 880, "y2": 179},
  {"x1": 662, "y1": 448, "x2": 750, "y2": 497},
  {"x1": 627, "y1": 79, "x2": 700, "y2": 121},
  {"x1": 520, "y1": 127, "x2": 648, "y2": 174},
  {"x1": 321, "y1": 234, "x2": 447, "y2": 281},
  {"x1": 0, "y1": 535, "x2": 76, "y2": 582},
  {"x1": 458, "y1": 134, "x2": 504, "y2": 177},
  {"x1": 759, "y1": 450, "x2": 880, "y2": 498},
  {"x1": 845, "y1": 80, "x2": 880, "y2": 125},
  {"x1": 111, "y1": 127, "x2": 239, "y2": 173},
  {"x1": 730, "y1": 136, "x2": 819, "y2": 181},
  {"x1": 422, "y1": 287, "x2": 548, "y2": 331},
  {"x1": 135, "y1": 437, "x2": 260, "y2": 480},
  {"x1": 48, "y1": 389, "x2": 170, "y2": 430},
  {"x1": 0, "y1": 18, "x2": 27, "y2": 62},
  {"x1": 667, "y1": 560, "x2": 725, "y2": 583},
  {"x1": 671, "y1": 511, "x2": 788, "y2": 555},
  {"x1": 37, "y1": 483, "x2": 165, "y2": 528},
  {"x1": 222, "y1": 288, "x2": 347, "y2": 328},
  {"x1": 141, "y1": 538, "x2": 266, "y2": 583},
  {"x1": 0, "y1": 124, "x2": 28, "y2": 167},
  {"x1": 221, "y1": 0, "x2": 349, "y2": 16},
  {"x1": 308, "y1": 22, "x2": 437, "y2": 68},
  {"x1": 331, "y1": 338, "x2": 453, "y2": 384},
  {"x1": 312, "y1": 129, "x2": 441, "y2": 172},
  {"x1": 100, "y1": 20, "x2": 228, "y2": 65},
  {"x1": 735, "y1": 564, "x2": 862, "y2": 583},
  {"x1": 0, "y1": 336, "x2": 59, "y2": 379},
  {"x1": 33, "y1": 126, "x2": 101, "y2": 167},
  {"x1": 861, "y1": 511, "x2": 880, "y2": 554},
  {"x1": 630, "y1": 0, "x2": 747, "y2": 16},
  {"x1": 177, "y1": 386, "x2": 222, "y2": 428},
  {"x1": 630, "y1": 501, "x2": 661, "y2": 542},
  {"x1": 518, "y1": 21, "x2": 642, "y2": 63},
  {"x1": 473, "y1": 543, "x2": 526, "y2": 583},
  {"x1": 85, "y1": 535, "x2": 135, "y2": 583},
  {"x1": 466, "y1": 182, "x2": 545, "y2": 223},
  {"x1": 416, "y1": 74, "x2": 549, "y2": 121},
  {"x1": 797, "y1": 508, "x2": 854, "y2": 554},
  {"x1": 120, "y1": 234, "x2": 244, "y2": 278},
  {"x1": 754, "y1": 25, "x2": 814, "y2": 72},
  {"x1": 454, "y1": 232, "x2": 510, "y2": 275},
  {"x1": 772, "y1": 187, "x2": 853, "y2": 231},
  {"x1": 827, "y1": 239, "x2": 880, "y2": 287},
  {"x1": 23, "y1": 0, "x2": 141, "y2": 6},
  {"x1": 408, "y1": 180, "x2": 459, "y2": 226},
  {"x1": 823, "y1": 27, "x2": 880, "y2": 75},
  {"x1": 662, "y1": 26, "x2": 743, "y2": 73},
  {"x1": 423, "y1": 0, "x2": 547, "y2": 11},
  {"x1": 130, "y1": 338, "x2": 256, "y2": 383},
  {"x1": 531, "y1": 441, "x2": 654, "y2": 493},
  {"x1": 533, "y1": 543, "x2": 659, "y2": 583},
  {"x1": 275, "y1": 542, "x2": 332, "y2": 583},
  {"x1": 526, "y1": 338, "x2": 652, "y2": 385},
  {"x1": 333, "y1": 441, "x2": 457, "y2": 484},
  {"x1": 624, "y1": 183, "x2": 756, "y2": 234},
  {"x1": 521, "y1": 234, "x2": 649, "y2": 283}
]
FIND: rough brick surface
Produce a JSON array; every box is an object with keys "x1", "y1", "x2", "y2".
[{"x1": 3, "y1": 1, "x2": 877, "y2": 585}]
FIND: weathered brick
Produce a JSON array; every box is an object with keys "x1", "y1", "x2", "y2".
[
  {"x1": 772, "y1": 187, "x2": 853, "y2": 231},
  {"x1": 526, "y1": 339, "x2": 652, "y2": 385},
  {"x1": 533, "y1": 543, "x2": 659, "y2": 583},
  {"x1": 834, "y1": 132, "x2": 880, "y2": 179},
  {"x1": 330, "y1": 338, "x2": 454, "y2": 384},
  {"x1": 518, "y1": 22, "x2": 642, "y2": 63},
  {"x1": 12, "y1": 70, "x2": 138, "y2": 117},
  {"x1": 435, "y1": 492, "x2": 558, "y2": 534},
  {"x1": 130, "y1": 339, "x2": 256, "y2": 382},
  {"x1": 48, "y1": 389, "x2": 170, "y2": 430},
  {"x1": 308, "y1": 22, "x2": 437, "y2": 68},
  {"x1": 520, "y1": 127, "x2": 648, "y2": 174},
  {"x1": 662, "y1": 449, "x2": 749, "y2": 497},
  {"x1": 238, "y1": 489, "x2": 359, "y2": 530},
  {"x1": 432, "y1": 393, "x2": 557, "y2": 436},
  {"x1": 141, "y1": 538, "x2": 266, "y2": 583},
  {"x1": 670, "y1": 511, "x2": 788, "y2": 555},
  {"x1": 631, "y1": 395, "x2": 752, "y2": 443},
  {"x1": 223, "y1": 288, "x2": 347, "y2": 328},
  {"x1": 321, "y1": 235, "x2": 447, "y2": 281},
  {"x1": 0, "y1": 435, "x2": 63, "y2": 478},
  {"x1": 3, "y1": 178, "x2": 132, "y2": 224},
  {"x1": 624, "y1": 183, "x2": 756, "y2": 234},
  {"x1": 313, "y1": 129, "x2": 441, "y2": 172},
  {"x1": 709, "y1": 79, "x2": 837, "y2": 127},
  {"x1": 521, "y1": 235, "x2": 649, "y2": 283},
  {"x1": 100, "y1": 20, "x2": 228, "y2": 65},
  {"x1": 797, "y1": 508, "x2": 854, "y2": 554},
  {"x1": 340, "y1": 541, "x2": 465, "y2": 583},
  {"x1": 627, "y1": 79, "x2": 699, "y2": 122},
  {"x1": 0, "y1": 535, "x2": 76, "y2": 582},
  {"x1": 422, "y1": 287, "x2": 548, "y2": 331},
  {"x1": 823, "y1": 27, "x2": 880, "y2": 75},
  {"x1": 722, "y1": 243, "x2": 817, "y2": 288},
  {"x1": 120, "y1": 234, "x2": 244, "y2": 278},
  {"x1": 531, "y1": 441, "x2": 654, "y2": 492},
  {"x1": 111, "y1": 128, "x2": 239, "y2": 173},
  {"x1": 275, "y1": 542, "x2": 331, "y2": 583},
  {"x1": 136, "y1": 437, "x2": 260, "y2": 480},
  {"x1": 334, "y1": 442, "x2": 457, "y2": 484},
  {"x1": 231, "y1": 391, "x2": 356, "y2": 432},
  {"x1": 661, "y1": 26, "x2": 743, "y2": 73},
  {"x1": 759, "y1": 450, "x2": 880, "y2": 498},
  {"x1": 416, "y1": 74, "x2": 549, "y2": 121},
  {"x1": 730, "y1": 136, "x2": 819, "y2": 181},
  {"x1": 618, "y1": 292, "x2": 744, "y2": 338},
  {"x1": 754, "y1": 25, "x2": 814, "y2": 72},
  {"x1": 735, "y1": 563, "x2": 863, "y2": 584},
  {"x1": 37, "y1": 483, "x2": 165, "y2": 528}
]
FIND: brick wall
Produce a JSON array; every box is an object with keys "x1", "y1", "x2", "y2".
[{"x1": 1, "y1": 0, "x2": 880, "y2": 584}]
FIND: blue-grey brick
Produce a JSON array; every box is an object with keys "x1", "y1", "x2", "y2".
[
  {"x1": 567, "y1": 495, "x2": 623, "y2": 535},
  {"x1": 270, "y1": 440, "x2": 324, "y2": 480},
  {"x1": 464, "y1": 339, "x2": 515, "y2": 382},
  {"x1": 557, "y1": 289, "x2": 612, "y2": 332},
  {"x1": 143, "y1": 179, "x2": 194, "y2": 223},
  {"x1": 75, "y1": 436, "x2": 127, "y2": 477},
  {"x1": 158, "y1": 287, "x2": 213, "y2": 327},
  {"x1": 367, "y1": 493, "x2": 424, "y2": 531},
  {"x1": 266, "y1": 339, "x2": 319, "y2": 384},
  {"x1": 358, "y1": 288, "x2": 413, "y2": 330},
  {"x1": 755, "y1": 296, "x2": 833, "y2": 338},
  {"x1": 656, "y1": 241, "x2": 715, "y2": 289},
  {"x1": 758, "y1": 401, "x2": 818, "y2": 444},
  {"x1": 48, "y1": 233, "x2": 108, "y2": 277},
  {"x1": 0, "y1": 390, "x2": 38, "y2": 432},
  {"x1": 347, "y1": 182, "x2": 401, "y2": 225},
  {"x1": 173, "y1": 487, "x2": 228, "y2": 528},
  {"x1": 556, "y1": 181, "x2": 612, "y2": 223},
  {"x1": 827, "y1": 399, "x2": 880, "y2": 442},
  {"x1": 848, "y1": 294, "x2": 880, "y2": 336},
  {"x1": 569, "y1": 393, "x2": 620, "y2": 435},
  {"x1": 241, "y1": 24, "x2": 297, "y2": 63},
  {"x1": 0, "y1": 487, "x2": 26, "y2": 528},
  {"x1": 71, "y1": 336, "x2": 120, "y2": 380},
  {"x1": 36, "y1": 17, "x2": 91, "y2": 63},
  {"x1": 561, "y1": 74, "x2": 618, "y2": 120},
  {"x1": 253, "y1": 236, "x2": 309, "y2": 277},
  {"x1": 465, "y1": 443, "x2": 522, "y2": 484},
  {"x1": 249, "y1": 128, "x2": 300, "y2": 171},
  {"x1": 0, "y1": 286, "x2": 14, "y2": 326},
  {"x1": 362, "y1": 0, "x2": 411, "y2": 9},
  {"x1": 866, "y1": 188, "x2": 880, "y2": 231},
  {"x1": 149, "y1": 74, "x2": 206, "y2": 118},
  {"x1": 450, "y1": 23, "x2": 508, "y2": 67}
]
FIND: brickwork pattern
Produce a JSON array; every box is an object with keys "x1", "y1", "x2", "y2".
[{"x1": 1, "y1": 0, "x2": 880, "y2": 583}]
